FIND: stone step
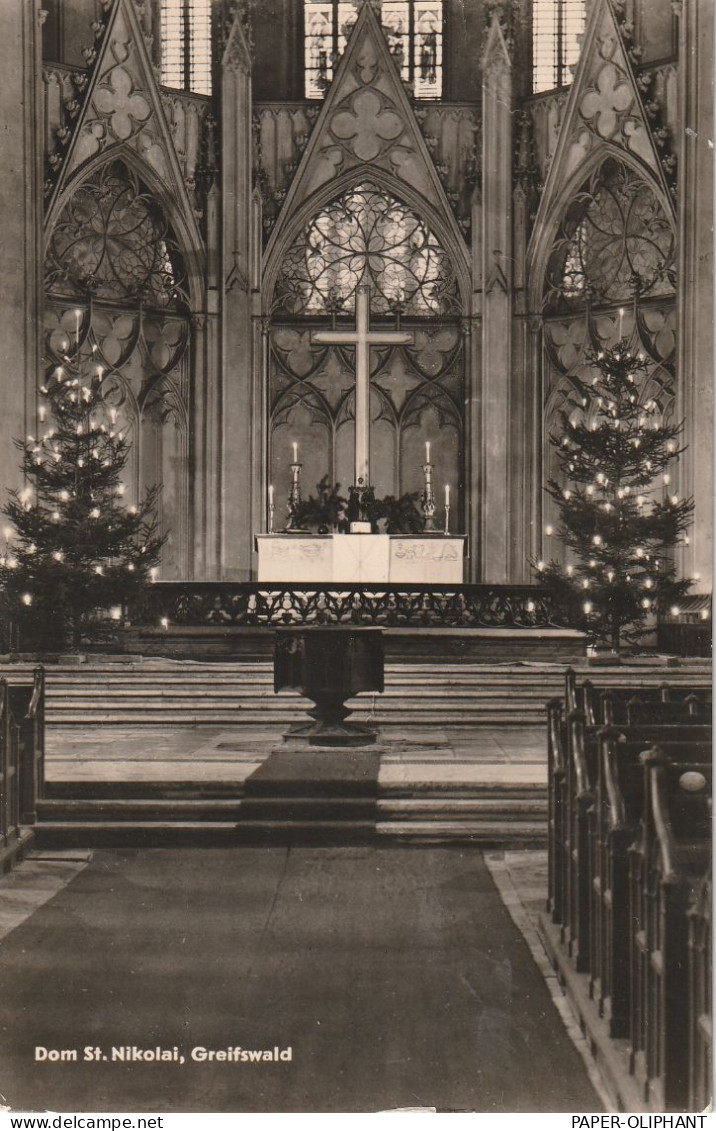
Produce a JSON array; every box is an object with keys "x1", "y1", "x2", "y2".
[
  {"x1": 44, "y1": 712, "x2": 546, "y2": 727},
  {"x1": 376, "y1": 798, "x2": 547, "y2": 818},
  {"x1": 375, "y1": 820, "x2": 547, "y2": 843},
  {"x1": 43, "y1": 684, "x2": 564, "y2": 698},
  {"x1": 37, "y1": 798, "x2": 244, "y2": 821},
  {"x1": 33, "y1": 817, "x2": 547, "y2": 848},
  {"x1": 39, "y1": 669, "x2": 567, "y2": 678}
]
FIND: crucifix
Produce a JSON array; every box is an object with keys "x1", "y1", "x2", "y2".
[{"x1": 311, "y1": 283, "x2": 414, "y2": 488}]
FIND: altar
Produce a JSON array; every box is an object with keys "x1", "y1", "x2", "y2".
[
  {"x1": 255, "y1": 533, "x2": 467, "y2": 583},
  {"x1": 260, "y1": 284, "x2": 466, "y2": 585}
]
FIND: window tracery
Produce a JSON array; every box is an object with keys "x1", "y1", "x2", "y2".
[
  {"x1": 304, "y1": 0, "x2": 442, "y2": 98},
  {"x1": 46, "y1": 161, "x2": 189, "y2": 311},
  {"x1": 273, "y1": 182, "x2": 459, "y2": 317},
  {"x1": 532, "y1": 0, "x2": 585, "y2": 93},
  {"x1": 43, "y1": 160, "x2": 191, "y2": 577},
  {"x1": 160, "y1": 0, "x2": 212, "y2": 96},
  {"x1": 544, "y1": 158, "x2": 675, "y2": 311}
]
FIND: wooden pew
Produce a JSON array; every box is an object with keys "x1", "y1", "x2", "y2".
[
  {"x1": 0, "y1": 679, "x2": 21, "y2": 867},
  {"x1": 592, "y1": 731, "x2": 711, "y2": 1037},
  {"x1": 629, "y1": 751, "x2": 711, "y2": 1110},
  {"x1": 7, "y1": 667, "x2": 45, "y2": 824},
  {"x1": 625, "y1": 696, "x2": 710, "y2": 726},
  {"x1": 547, "y1": 695, "x2": 567, "y2": 923},
  {"x1": 688, "y1": 868, "x2": 711, "y2": 1113},
  {"x1": 587, "y1": 684, "x2": 711, "y2": 727},
  {"x1": 0, "y1": 668, "x2": 45, "y2": 872},
  {"x1": 563, "y1": 717, "x2": 710, "y2": 974}
]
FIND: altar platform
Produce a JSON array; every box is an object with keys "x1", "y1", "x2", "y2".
[{"x1": 255, "y1": 533, "x2": 468, "y2": 583}]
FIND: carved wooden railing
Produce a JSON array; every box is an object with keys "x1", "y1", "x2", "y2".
[{"x1": 128, "y1": 582, "x2": 571, "y2": 630}]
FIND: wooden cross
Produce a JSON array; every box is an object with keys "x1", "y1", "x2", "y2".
[{"x1": 311, "y1": 284, "x2": 414, "y2": 487}]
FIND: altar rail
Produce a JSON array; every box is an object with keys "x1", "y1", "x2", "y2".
[{"x1": 129, "y1": 582, "x2": 569, "y2": 630}]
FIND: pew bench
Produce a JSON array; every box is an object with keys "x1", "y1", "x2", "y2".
[
  {"x1": 0, "y1": 667, "x2": 45, "y2": 871},
  {"x1": 592, "y1": 732, "x2": 711, "y2": 1037},
  {"x1": 629, "y1": 752, "x2": 711, "y2": 1111}
]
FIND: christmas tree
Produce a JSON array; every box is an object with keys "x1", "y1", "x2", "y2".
[
  {"x1": 538, "y1": 336, "x2": 693, "y2": 651},
  {"x1": 0, "y1": 363, "x2": 165, "y2": 651}
]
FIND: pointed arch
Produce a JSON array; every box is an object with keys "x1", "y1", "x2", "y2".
[
  {"x1": 263, "y1": 0, "x2": 467, "y2": 275},
  {"x1": 45, "y1": 148, "x2": 205, "y2": 312},
  {"x1": 263, "y1": 166, "x2": 470, "y2": 317},
  {"x1": 527, "y1": 143, "x2": 675, "y2": 315}
]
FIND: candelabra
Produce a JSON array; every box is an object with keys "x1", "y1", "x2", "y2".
[
  {"x1": 421, "y1": 461, "x2": 437, "y2": 532},
  {"x1": 285, "y1": 462, "x2": 302, "y2": 530}
]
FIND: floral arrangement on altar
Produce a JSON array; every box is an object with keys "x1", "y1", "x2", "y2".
[{"x1": 290, "y1": 477, "x2": 423, "y2": 535}]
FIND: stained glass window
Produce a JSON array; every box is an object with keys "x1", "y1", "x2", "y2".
[
  {"x1": 304, "y1": 0, "x2": 442, "y2": 99},
  {"x1": 544, "y1": 158, "x2": 676, "y2": 310},
  {"x1": 274, "y1": 182, "x2": 459, "y2": 316},
  {"x1": 160, "y1": 0, "x2": 212, "y2": 96},
  {"x1": 46, "y1": 161, "x2": 189, "y2": 311},
  {"x1": 532, "y1": 0, "x2": 585, "y2": 93}
]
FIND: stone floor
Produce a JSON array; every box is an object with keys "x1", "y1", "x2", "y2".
[{"x1": 45, "y1": 724, "x2": 547, "y2": 788}]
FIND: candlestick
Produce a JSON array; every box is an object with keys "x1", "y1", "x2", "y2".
[
  {"x1": 444, "y1": 501, "x2": 450, "y2": 536},
  {"x1": 268, "y1": 483, "x2": 275, "y2": 533},
  {"x1": 285, "y1": 463, "x2": 302, "y2": 530},
  {"x1": 421, "y1": 460, "x2": 437, "y2": 532}
]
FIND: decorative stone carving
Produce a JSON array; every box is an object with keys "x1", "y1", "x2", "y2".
[
  {"x1": 264, "y1": 1, "x2": 465, "y2": 262},
  {"x1": 48, "y1": 0, "x2": 205, "y2": 266},
  {"x1": 543, "y1": 156, "x2": 675, "y2": 312},
  {"x1": 273, "y1": 182, "x2": 459, "y2": 318},
  {"x1": 531, "y1": 0, "x2": 675, "y2": 266},
  {"x1": 46, "y1": 160, "x2": 188, "y2": 310}
]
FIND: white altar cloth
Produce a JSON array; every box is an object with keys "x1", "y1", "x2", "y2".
[{"x1": 255, "y1": 534, "x2": 467, "y2": 583}]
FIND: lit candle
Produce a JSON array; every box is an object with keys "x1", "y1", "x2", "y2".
[
  {"x1": 445, "y1": 484, "x2": 450, "y2": 506},
  {"x1": 425, "y1": 441, "x2": 431, "y2": 464},
  {"x1": 618, "y1": 307, "x2": 624, "y2": 338},
  {"x1": 268, "y1": 484, "x2": 274, "y2": 505},
  {"x1": 292, "y1": 442, "x2": 298, "y2": 463},
  {"x1": 75, "y1": 308, "x2": 82, "y2": 345}
]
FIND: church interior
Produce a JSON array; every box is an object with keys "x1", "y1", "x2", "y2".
[{"x1": 0, "y1": 0, "x2": 712, "y2": 1115}]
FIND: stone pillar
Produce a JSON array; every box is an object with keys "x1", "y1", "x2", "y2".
[
  {"x1": 192, "y1": 181, "x2": 221, "y2": 578},
  {"x1": 220, "y1": 16, "x2": 254, "y2": 579},
  {"x1": 0, "y1": 4, "x2": 42, "y2": 501},
  {"x1": 480, "y1": 16, "x2": 513, "y2": 582},
  {"x1": 675, "y1": 0, "x2": 713, "y2": 591}
]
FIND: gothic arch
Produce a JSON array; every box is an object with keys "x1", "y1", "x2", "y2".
[
  {"x1": 262, "y1": 165, "x2": 471, "y2": 317},
  {"x1": 42, "y1": 156, "x2": 194, "y2": 578},
  {"x1": 526, "y1": 144, "x2": 675, "y2": 315},
  {"x1": 263, "y1": 175, "x2": 465, "y2": 523},
  {"x1": 532, "y1": 150, "x2": 678, "y2": 564},
  {"x1": 45, "y1": 149, "x2": 205, "y2": 312}
]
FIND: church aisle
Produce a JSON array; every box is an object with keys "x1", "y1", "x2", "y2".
[{"x1": 0, "y1": 845, "x2": 602, "y2": 1113}]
